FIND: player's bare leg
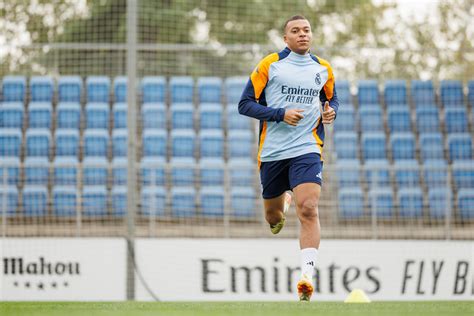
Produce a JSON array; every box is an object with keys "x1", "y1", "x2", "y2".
[{"x1": 264, "y1": 192, "x2": 292, "y2": 234}]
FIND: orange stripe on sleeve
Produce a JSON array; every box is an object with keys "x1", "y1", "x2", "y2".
[
  {"x1": 312, "y1": 118, "x2": 324, "y2": 160},
  {"x1": 317, "y1": 57, "x2": 335, "y2": 100},
  {"x1": 257, "y1": 121, "x2": 268, "y2": 168},
  {"x1": 250, "y1": 53, "x2": 279, "y2": 100}
]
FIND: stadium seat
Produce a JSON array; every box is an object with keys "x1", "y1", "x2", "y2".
[
  {"x1": 58, "y1": 76, "x2": 82, "y2": 102},
  {"x1": 411, "y1": 80, "x2": 435, "y2": 105},
  {"x1": 364, "y1": 159, "x2": 391, "y2": 188},
  {"x1": 199, "y1": 103, "x2": 223, "y2": 130},
  {"x1": 200, "y1": 186, "x2": 225, "y2": 217},
  {"x1": 338, "y1": 187, "x2": 364, "y2": 219},
  {"x1": 423, "y1": 160, "x2": 448, "y2": 188},
  {"x1": 171, "y1": 186, "x2": 196, "y2": 217},
  {"x1": 199, "y1": 129, "x2": 224, "y2": 159},
  {"x1": 56, "y1": 102, "x2": 81, "y2": 129},
  {"x1": 170, "y1": 157, "x2": 196, "y2": 187},
  {"x1": 111, "y1": 186, "x2": 127, "y2": 216},
  {"x1": 368, "y1": 188, "x2": 394, "y2": 218},
  {"x1": 171, "y1": 129, "x2": 195, "y2": 158},
  {"x1": 448, "y1": 133, "x2": 472, "y2": 161},
  {"x1": 334, "y1": 104, "x2": 356, "y2": 132},
  {"x1": 22, "y1": 185, "x2": 48, "y2": 216},
  {"x1": 393, "y1": 160, "x2": 420, "y2": 187},
  {"x1": 28, "y1": 102, "x2": 52, "y2": 128},
  {"x1": 86, "y1": 76, "x2": 110, "y2": 103},
  {"x1": 0, "y1": 186, "x2": 18, "y2": 216},
  {"x1": 82, "y1": 185, "x2": 108, "y2": 216},
  {"x1": 0, "y1": 129, "x2": 22, "y2": 157},
  {"x1": 387, "y1": 107, "x2": 411, "y2": 133},
  {"x1": 335, "y1": 160, "x2": 361, "y2": 188},
  {"x1": 85, "y1": 102, "x2": 109, "y2": 129},
  {"x1": 30, "y1": 76, "x2": 53, "y2": 102},
  {"x1": 112, "y1": 102, "x2": 127, "y2": 129},
  {"x1": 111, "y1": 158, "x2": 127, "y2": 185},
  {"x1": 335, "y1": 80, "x2": 351, "y2": 105},
  {"x1": 361, "y1": 132, "x2": 386, "y2": 160},
  {"x1": 231, "y1": 187, "x2": 256, "y2": 218},
  {"x1": 25, "y1": 129, "x2": 51, "y2": 158},
  {"x1": 390, "y1": 132, "x2": 415, "y2": 160},
  {"x1": 170, "y1": 76, "x2": 194, "y2": 103},
  {"x1": 140, "y1": 186, "x2": 166, "y2": 216},
  {"x1": 55, "y1": 129, "x2": 79, "y2": 158},
  {"x1": 142, "y1": 76, "x2": 166, "y2": 103},
  {"x1": 53, "y1": 157, "x2": 78, "y2": 186},
  {"x1": 197, "y1": 77, "x2": 222, "y2": 103},
  {"x1": 24, "y1": 157, "x2": 49, "y2": 185},
  {"x1": 140, "y1": 157, "x2": 166, "y2": 186},
  {"x1": 225, "y1": 76, "x2": 247, "y2": 104},
  {"x1": 0, "y1": 157, "x2": 20, "y2": 185},
  {"x1": 228, "y1": 158, "x2": 255, "y2": 187},
  {"x1": 83, "y1": 157, "x2": 108, "y2": 186},
  {"x1": 415, "y1": 105, "x2": 440, "y2": 133},
  {"x1": 359, "y1": 105, "x2": 383, "y2": 131},
  {"x1": 171, "y1": 103, "x2": 194, "y2": 130},
  {"x1": 52, "y1": 186, "x2": 77, "y2": 216},
  {"x1": 457, "y1": 189, "x2": 474, "y2": 220},
  {"x1": 227, "y1": 103, "x2": 252, "y2": 130},
  {"x1": 384, "y1": 80, "x2": 407, "y2": 107},
  {"x1": 357, "y1": 80, "x2": 379, "y2": 105},
  {"x1": 445, "y1": 108, "x2": 468, "y2": 134},
  {"x1": 2, "y1": 76, "x2": 26, "y2": 102},
  {"x1": 428, "y1": 187, "x2": 451, "y2": 219},
  {"x1": 452, "y1": 161, "x2": 474, "y2": 190},
  {"x1": 199, "y1": 158, "x2": 225, "y2": 186},
  {"x1": 113, "y1": 76, "x2": 127, "y2": 103},
  {"x1": 334, "y1": 132, "x2": 358, "y2": 160},
  {"x1": 112, "y1": 129, "x2": 127, "y2": 158},
  {"x1": 468, "y1": 80, "x2": 474, "y2": 108},
  {"x1": 0, "y1": 102, "x2": 23, "y2": 128},
  {"x1": 419, "y1": 133, "x2": 444, "y2": 161},
  {"x1": 141, "y1": 103, "x2": 166, "y2": 130},
  {"x1": 83, "y1": 129, "x2": 109, "y2": 158},
  {"x1": 228, "y1": 130, "x2": 253, "y2": 159},
  {"x1": 440, "y1": 80, "x2": 464, "y2": 107},
  {"x1": 398, "y1": 187, "x2": 423, "y2": 218}
]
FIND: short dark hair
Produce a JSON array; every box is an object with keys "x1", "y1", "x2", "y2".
[{"x1": 283, "y1": 15, "x2": 308, "y2": 33}]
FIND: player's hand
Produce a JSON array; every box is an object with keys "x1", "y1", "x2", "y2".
[
  {"x1": 283, "y1": 109, "x2": 305, "y2": 126},
  {"x1": 320, "y1": 101, "x2": 335, "y2": 124}
]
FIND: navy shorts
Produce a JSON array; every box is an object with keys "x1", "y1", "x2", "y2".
[{"x1": 260, "y1": 152, "x2": 323, "y2": 199}]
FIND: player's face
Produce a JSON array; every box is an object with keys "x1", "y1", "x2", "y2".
[{"x1": 284, "y1": 19, "x2": 312, "y2": 55}]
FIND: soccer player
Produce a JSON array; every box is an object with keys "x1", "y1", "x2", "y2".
[{"x1": 238, "y1": 15, "x2": 339, "y2": 301}]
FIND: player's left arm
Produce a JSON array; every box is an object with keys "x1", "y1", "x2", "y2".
[{"x1": 318, "y1": 59, "x2": 339, "y2": 124}]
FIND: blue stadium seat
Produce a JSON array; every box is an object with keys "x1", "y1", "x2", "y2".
[
  {"x1": 336, "y1": 160, "x2": 361, "y2": 188},
  {"x1": 140, "y1": 157, "x2": 166, "y2": 186},
  {"x1": 368, "y1": 188, "x2": 394, "y2": 218},
  {"x1": 358, "y1": 80, "x2": 379, "y2": 105},
  {"x1": 362, "y1": 132, "x2": 386, "y2": 160},
  {"x1": 394, "y1": 160, "x2": 420, "y2": 187},
  {"x1": 85, "y1": 102, "x2": 109, "y2": 129},
  {"x1": 359, "y1": 105, "x2": 383, "y2": 131},
  {"x1": 112, "y1": 129, "x2": 127, "y2": 158},
  {"x1": 199, "y1": 158, "x2": 225, "y2": 186},
  {"x1": 411, "y1": 80, "x2": 435, "y2": 105},
  {"x1": 113, "y1": 102, "x2": 127, "y2": 129},
  {"x1": 335, "y1": 80, "x2": 351, "y2": 105},
  {"x1": 0, "y1": 102, "x2": 23, "y2": 128},
  {"x1": 384, "y1": 80, "x2": 407, "y2": 107},
  {"x1": 141, "y1": 103, "x2": 166, "y2": 130},
  {"x1": 387, "y1": 107, "x2": 411, "y2": 133},
  {"x1": 58, "y1": 76, "x2": 82, "y2": 102},
  {"x1": 199, "y1": 129, "x2": 224, "y2": 159},
  {"x1": 201, "y1": 186, "x2": 225, "y2": 217},
  {"x1": 0, "y1": 157, "x2": 20, "y2": 185},
  {"x1": 170, "y1": 157, "x2": 196, "y2": 187},
  {"x1": 53, "y1": 157, "x2": 78, "y2": 186},
  {"x1": 2, "y1": 76, "x2": 26, "y2": 102},
  {"x1": 198, "y1": 77, "x2": 222, "y2": 103},
  {"x1": 448, "y1": 133, "x2": 472, "y2": 161},
  {"x1": 55, "y1": 129, "x2": 79, "y2": 158},
  {"x1": 228, "y1": 130, "x2": 253, "y2": 159},
  {"x1": 423, "y1": 160, "x2": 448, "y2": 188},
  {"x1": 0, "y1": 186, "x2": 18, "y2": 216},
  {"x1": 364, "y1": 159, "x2": 391, "y2": 188},
  {"x1": 83, "y1": 129, "x2": 109, "y2": 158},
  {"x1": 30, "y1": 76, "x2": 53, "y2": 102},
  {"x1": 171, "y1": 186, "x2": 196, "y2": 217},
  {"x1": 227, "y1": 103, "x2": 251, "y2": 130},
  {"x1": 140, "y1": 186, "x2": 166, "y2": 216},
  {"x1": 415, "y1": 105, "x2": 439, "y2": 133},
  {"x1": 398, "y1": 187, "x2": 423, "y2": 218},
  {"x1": 56, "y1": 102, "x2": 81, "y2": 129},
  {"x1": 113, "y1": 76, "x2": 127, "y2": 103},
  {"x1": 111, "y1": 186, "x2": 127, "y2": 216},
  {"x1": 334, "y1": 104, "x2": 356, "y2": 132},
  {"x1": 452, "y1": 161, "x2": 474, "y2": 190},
  {"x1": 338, "y1": 187, "x2": 364, "y2": 219},
  {"x1": 111, "y1": 158, "x2": 127, "y2": 185},
  {"x1": 171, "y1": 103, "x2": 194, "y2": 130},
  {"x1": 24, "y1": 157, "x2": 49, "y2": 185},
  {"x1": 334, "y1": 132, "x2": 358, "y2": 160},
  {"x1": 142, "y1": 76, "x2": 166, "y2": 103},
  {"x1": 228, "y1": 158, "x2": 255, "y2": 187},
  {"x1": 28, "y1": 102, "x2": 52, "y2": 128},
  {"x1": 390, "y1": 132, "x2": 415, "y2": 160},
  {"x1": 445, "y1": 108, "x2": 468, "y2": 134},
  {"x1": 457, "y1": 189, "x2": 474, "y2": 220},
  {"x1": 26, "y1": 129, "x2": 51, "y2": 158},
  {"x1": 468, "y1": 80, "x2": 474, "y2": 107},
  {"x1": 428, "y1": 187, "x2": 451, "y2": 219},
  {"x1": 170, "y1": 76, "x2": 194, "y2": 103},
  {"x1": 199, "y1": 103, "x2": 223, "y2": 129},
  {"x1": 22, "y1": 186, "x2": 48, "y2": 217},
  {"x1": 171, "y1": 129, "x2": 195, "y2": 158},
  {"x1": 83, "y1": 157, "x2": 108, "y2": 185},
  {"x1": 86, "y1": 76, "x2": 110, "y2": 103},
  {"x1": 440, "y1": 80, "x2": 464, "y2": 107},
  {"x1": 231, "y1": 187, "x2": 256, "y2": 218},
  {"x1": 420, "y1": 133, "x2": 444, "y2": 161},
  {"x1": 0, "y1": 129, "x2": 22, "y2": 157},
  {"x1": 52, "y1": 186, "x2": 77, "y2": 216},
  {"x1": 225, "y1": 77, "x2": 247, "y2": 104},
  {"x1": 82, "y1": 185, "x2": 108, "y2": 216}
]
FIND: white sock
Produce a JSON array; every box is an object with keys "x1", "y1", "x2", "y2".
[{"x1": 301, "y1": 248, "x2": 318, "y2": 278}]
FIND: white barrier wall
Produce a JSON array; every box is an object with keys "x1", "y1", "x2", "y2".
[{"x1": 135, "y1": 239, "x2": 474, "y2": 301}]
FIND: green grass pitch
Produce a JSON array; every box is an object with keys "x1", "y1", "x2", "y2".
[{"x1": 0, "y1": 302, "x2": 473, "y2": 316}]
